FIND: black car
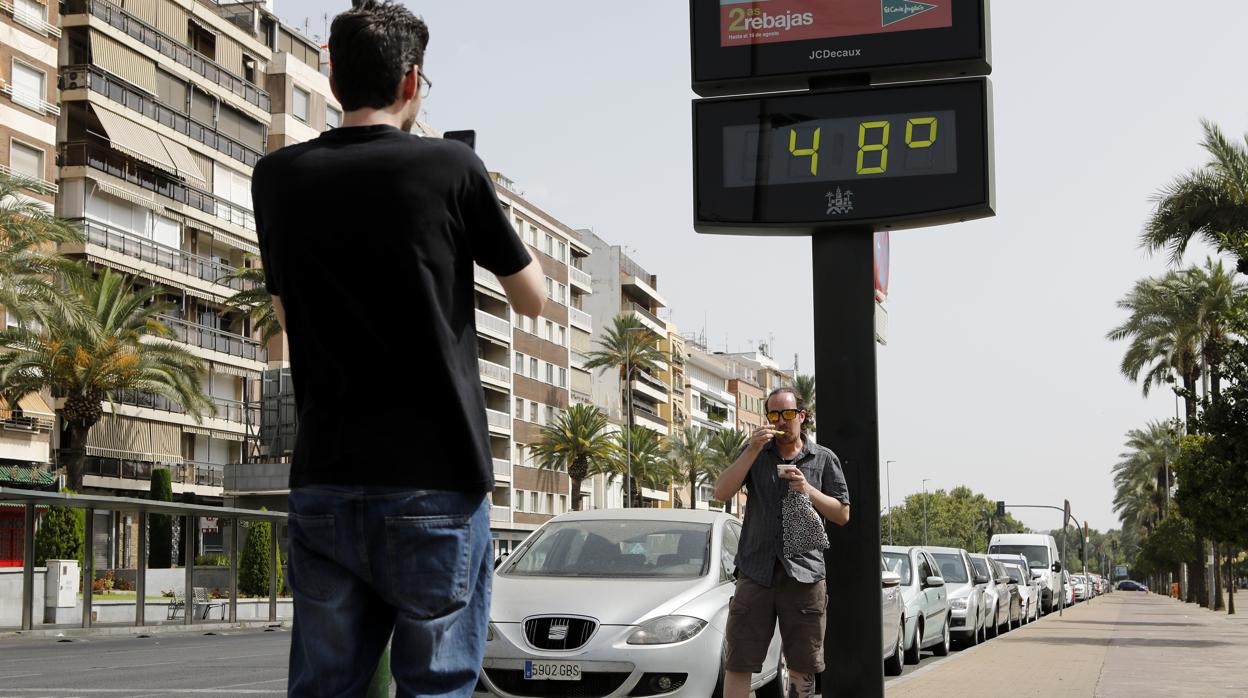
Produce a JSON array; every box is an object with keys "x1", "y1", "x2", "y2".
[{"x1": 1117, "y1": 580, "x2": 1147, "y2": 591}]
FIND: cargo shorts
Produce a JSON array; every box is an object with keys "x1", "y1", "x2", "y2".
[{"x1": 724, "y1": 562, "x2": 827, "y2": 674}]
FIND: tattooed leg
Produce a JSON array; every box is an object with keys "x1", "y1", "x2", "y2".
[{"x1": 787, "y1": 671, "x2": 815, "y2": 698}]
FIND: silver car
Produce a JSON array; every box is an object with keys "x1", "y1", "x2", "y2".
[
  {"x1": 969, "y1": 553, "x2": 1012, "y2": 638},
  {"x1": 925, "y1": 546, "x2": 989, "y2": 646},
  {"x1": 882, "y1": 558, "x2": 904, "y2": 677},
  {"x1": 479, "y1": 509, "x2": 787, "y2": 698},
  {"x1": 882, "y1": 545, "x2": 951, "y2": 664}
]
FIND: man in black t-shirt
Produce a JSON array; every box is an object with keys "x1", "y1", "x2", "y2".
[{"x1": 252, "y1": 2, "x2": 545, "y2": 695}]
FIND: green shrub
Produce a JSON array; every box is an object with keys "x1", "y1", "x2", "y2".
[
  {"x1": 239, "y1": 512, "x2": 282, "y2": 597},
  {"x1": 148, "y1": 469, "x2": 173, "y2": 568},
  {"x1": 33, "y1": 492, "x2": 84, "y2": 567}
]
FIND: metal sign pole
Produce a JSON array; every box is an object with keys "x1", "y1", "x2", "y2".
[{"x1": 816, "y1": 229, "x2": 883, "y2": 697}]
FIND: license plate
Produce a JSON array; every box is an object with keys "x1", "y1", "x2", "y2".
[{"x1": 523, "y1": 660, "x2": 581, "y2": 681}]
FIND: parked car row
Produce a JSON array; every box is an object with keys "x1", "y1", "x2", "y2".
[
  {"x1": 1070, "y1": 573, "x2": 1111, "y2": 601},
  {"x1": 879, "y1": 533, "x2": 1070, "y2": 678}
]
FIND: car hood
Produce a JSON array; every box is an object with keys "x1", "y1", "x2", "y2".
[
  {"x1": 491, "y1": 574, "x2": 719, "y2": 625},
  {"x1": 946, "y1": 583, "x2": 974, "y2": 600}
]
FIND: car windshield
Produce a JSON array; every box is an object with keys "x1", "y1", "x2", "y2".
[
  {"x1": 504, "y1": 520, "x2": 711, "y2": 578},
  {"x1": 989, "y1": 544, "x2": 1049, "y2": 569},
  {"x1": 932, "y1": 553, "x2": 969, "y2": 583},
  {"x1": 969, "y1": 557, "x2": 989, "y2": 578},
  {"x1": 882, "y1": 552, "x2": 912, "y2": 585}
]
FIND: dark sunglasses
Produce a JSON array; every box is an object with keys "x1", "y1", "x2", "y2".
[{"x1": 766, "y1": 409, "x2": 802, "y2": 422}]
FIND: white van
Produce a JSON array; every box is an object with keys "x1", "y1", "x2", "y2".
[{"x1": 988, "y1": 534, "x2": 1064, "y2": 614}]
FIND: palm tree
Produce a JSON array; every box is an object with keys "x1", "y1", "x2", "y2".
[
  {"x1": 1182, "y1": 259, "x2": 1248, "y2": 399},
  {"x1": 529, "y1": 403, "x2": 617, "y2": 512},
  {"x1": 790, "y1": 374, "x2": 816, "y2": 432},
  {"x1": 668, "y1": 425, "x2": 713, "y2": 510},
  {"x1": 0, "y1": 270, "x2": 213, "y2": 490},
  {"x1": 0, "y1": 172, "x2": 86, "y2": 327},
  {"x1": 1108, "y1": 270, "x2": 1204, "y2": 432},
  {"x1": 220, "y1": 259, "x2": 282, "y2": 343},
  {"x1": 1112, "y1": 421, "x2": 1182, "y2": 536},
  {"x1": 609, "y1": 426, "x2": 670, "y2": 508},
  {"x1": 1141, "y1": 120, "x2": 1248, "y2": 272},
  {"x1": 583, "y1": 314, "x2": 668, "y2": 502},
  {"x1": 706, "y1": 427, "x2": 748, "y2": 513}
]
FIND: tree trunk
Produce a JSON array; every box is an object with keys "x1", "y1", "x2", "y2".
[
  {"x1": 570, "y1": 477, "x2": 583, "y2": 512},
  {"x1": 1228, "y1": 547, "x2": 1237, "y2": 615},
  {"x1": 1214, "y1": 544, "x2": 1225, "y2": 611},
  {"x1": 1193, "y1": 536, "x2": 1209, "y2": 607},
  {"x1": 61, "y1": 422, "x2": 89, "y2": 492},
  {"x1": 1181, "y1": 371, "x2": 1199, "y2": 435},
  {"x1": 689, "y1": 473, "x2": 698, "y2": 510}
]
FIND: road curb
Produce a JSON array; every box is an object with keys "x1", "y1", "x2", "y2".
[{"x1": 0, "y1": 620, "x2": 291, "y2": 640}]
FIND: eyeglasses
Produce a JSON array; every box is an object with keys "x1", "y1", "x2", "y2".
[
  {"x1": 417, "y1": 68, "x2": 432, "y2": 98},
  {"x1": 766, "y1": 409, "x2": 801, "y2": 422}
]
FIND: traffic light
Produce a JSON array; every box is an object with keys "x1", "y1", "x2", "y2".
[{"x1": 996, "y1": 501, "x2": 1006, "y2": 517}]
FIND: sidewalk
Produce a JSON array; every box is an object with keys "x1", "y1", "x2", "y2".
[{"x1": 886, "y1": 592, "x2": 1248, "y2": 697}]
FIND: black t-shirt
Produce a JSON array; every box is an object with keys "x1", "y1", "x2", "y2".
[{"x1": 252, "y1": 125, "x2": 531, "y2": 492}]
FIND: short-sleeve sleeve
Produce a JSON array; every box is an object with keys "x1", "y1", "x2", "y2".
[
  {"x1": 459, "y1": 148, "x2": 531, "y2": 277},
  {"x1": 821, "y1": 452, "x2": 850, "y2": 505}
]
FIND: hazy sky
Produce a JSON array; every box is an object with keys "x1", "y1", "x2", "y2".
[{"x1": 280, "y1": 1, "x2": 1243, "y2": 533}]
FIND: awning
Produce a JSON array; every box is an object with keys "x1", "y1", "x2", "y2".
[
  {"x1": 90, "y1": 106, "x2": 177, "y2": 176},
  {"x1": 155, "y1": 0, "x2": 188, "y2": 41},
  {"x1": 123, "y1": 0, "x2": 159, "y2": 27},
  {"x1": 91, "y1": 179, "x2": 155, "y2": 209},
  {"x1": 158, "y1": 136, "x2": 207, "y2": 184},
  {"x1": 0, "y1": 393, "x2": 55, "y2": 418},
  {"x1": 182, "y1": 286, "x2": 231, "y2": 304},
  {"x1": 85, "y1": 413, "x2": 183, "y2": 464},
  {"x1": 0, "y1": 467, "x2": 55, "y2": 487},
  {"x1": 210, "y1": 430, "x2": 244, "y2": 443},
  {"x1": 212, "y1": 363, "x2": 260, "y2": 378},
  {"x1": 89, "y1": 31, "x2": 157, "y2": 94}
]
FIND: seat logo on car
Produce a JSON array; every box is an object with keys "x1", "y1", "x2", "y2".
[{"x1": 548, "y1": 622, "x2": 570, "y2": 641}]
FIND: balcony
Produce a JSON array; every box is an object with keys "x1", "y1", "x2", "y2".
[
  {"x1": 79, "y1": 220, "x2": 255, "y2": 292},
  {"x1": 65, "y1": 0, "x2": 270, "y2": 111},
  {"x1": 1, "y1": 0, "x2": 61, "y2": 37},
  {"x1": 490, "y1": 506, "x2": 512, "y2": 524},
  {"x1": 473, "y1": 264, "x2": 505, "y2": 294},
  {"x1": 155, "y1": 314, "x2": 266, "y2": 363},
  {"x1": 114, "y1": 389, "x2": 259, "y2": 426},
  {"x1": 85, "y1": 456, "x2": 225, "y2": 486},
  {"x1": 479, "y1": 359, "x2": 511, "y2": 388},
  {"x1": 623, "y1": 275, "x2": 666, "y2": 308},
  {"x1": 630, "y1": 378, "x2": 669, "y2": 405},
  {"x1": 486, "y1": 409, "x2": 511, "y2": 435},
  {"x1": 568, "y1": 265, "x2": 592, "y2": 293},
  {"x1": 571, "y1": 389, "x2": 592, "y2": 405},
  {"x1": 60, "y1": 141, "x2": 255, "y2": 232},
  {"x1": 624, "y1": 302, "x2": 666, "y2": 335},
  {"x1": 61, "y1": 64, "x2": 263, "y2": 168},
  {"x1": 0, "y1": 82, "x2": 60, "y2": 117},
  {"x1": 632, "y1": 408, "x2": 669, "y2": 435},
  {"x1": 568, "y1": 306, "x2": 592, "y2": 331},
  {"x1": 0, "y1": 164, "x2": 57, "y2": 195},
  {"x1": 493, "y1": 458, "x2": 512, "y2": 480},
  {"x1": 570, "y1": 351, "x2": 591, "y2": 371},
  {"x1": 475, "y1": 309, "x2": 511, "y2": 342}
]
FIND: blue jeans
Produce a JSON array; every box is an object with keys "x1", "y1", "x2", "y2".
[{"x1": 286, "y1": 486, "x2": 492, "y2": 697}]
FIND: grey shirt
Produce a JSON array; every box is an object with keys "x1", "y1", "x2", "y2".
[{"x1": 735, "y1": 434, "x2": 850, "y2": 587}]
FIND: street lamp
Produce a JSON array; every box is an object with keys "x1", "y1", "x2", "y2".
[
  {"x1": 921, "y1": 478, "x2": 932, "y2": 546},
  {"x1": 885, "y1": 460, "x2": 896, "y2": 545}
]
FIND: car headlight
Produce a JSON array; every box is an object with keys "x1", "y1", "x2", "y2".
[
  {"x1": 950, "y1": 598, "x2": 968, "y2": 610},
  {"x1": 627, "y1": 616, "x2": 708, "y2": 645}
]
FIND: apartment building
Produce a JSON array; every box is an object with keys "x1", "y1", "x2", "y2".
[
  {"x1": 680, "y1": 336, "x2": 739, "y2": 510},
  {"x1": 0, "y1": 0, "x2": 60, "y2": 479}
]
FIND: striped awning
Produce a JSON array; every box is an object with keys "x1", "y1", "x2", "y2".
[
  {"x1": 158, "y1": 136, "x2": 207, "y2": 184},
  {"x1": 215, "y1": 34, "x2": 244, "y2": 77},
  {"x1": 91, "y1": 106, "x2": 177, "y2": 176},
  {"x1": 155, "y1": 0, "x2": 188, "y2": 41},
  {"x1": 0, "y1": 467, "x2": 55, "y2": 487},
  {"x1": 122, "y1": 0, "x2": 159, "y2": 27},
  {"x1": 92, "y1": 179, "x2": 156, "y2": 209},
  {"x1": 0, "y1": 393, "x2": 54, "y2": 418},
  {"x1": 182, "y1": 286, "x2": 231, "y2": 304},
  {"x1": 212, "y1": 363, "x2": 260, "y2": 379},
  {"x1": 86, "y1": 413, "x2": 183, "y2": 464},
  {"x1": 89, "y1": 31, "x2": 157, "y2": 94}
]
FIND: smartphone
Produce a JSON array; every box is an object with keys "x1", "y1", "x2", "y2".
[{"x1": 443, "y1": 129, "x2": 476, "y2": 151}]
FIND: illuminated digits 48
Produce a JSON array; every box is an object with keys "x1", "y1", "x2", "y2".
[
  {"x1": 789, "y1": 128, "x2": 820, "y2": 176},
  {"x1": 856, "y1": 121, "x2": 889, "y2": 175}
]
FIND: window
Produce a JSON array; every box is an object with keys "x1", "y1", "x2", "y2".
[
  {"x1": 546, "y1": 405, "x2": 556, "y2": 424},
  {"x1": 557, "y1": 283, "x2": 568, "y2": 305},
  {"x1": 556, "y1": 325, "x2": 566, "y2": 347},
  {"x1": 529, "y1": 492, "x2": 539, "y2": 513},
  {"x1": 545, "y1": 277, "x2": 554, "y2": 299},
  {"x1": 546, "y1": 494, "x2": 555, "y2": 515},
  {"x1": 14, "y1": 0, "x2": 45, "y2": 25},
  {"x1": 325, "y1": 106, "x2": 341, "y2": 130},
  {"x1": 190, "y1": 87, "x2": 215, "y2": 126},
  {"x1": 292, "y1": 86, "x2": 310, "y2": 122},
  {"x1": 514, "y1": 352, "x2": 524, "y2": 374},
  {"x1": 242, "y1": 54, "x2": 258, "y2": 84},
  {"x1": 559, "y1": 368, "x2": 567, "y2": 388},
  {"x1": 529, "y1": 357, "x2": 538, "y2": 377},
  {"x1": 156, "y1": 70, "x2": 188, "y2": 113},
  {"x1": 544, "y1": 234, "x2": 554, "y2": 256},
  {"x1": 545, "y1": 362, "x2": 554, "y2": 384},
  {"x1": 188, "y1": 20, "x2": 217, "y2": 60},
  {"x1": 558, "y1": 495, "x2": 568, "y2": 514},
  {"x1": 557, "y1": 241, "x2": 567, "y2": 263},
  {"x1": 514, "y1": 490, "x2": 525, "y2": 512},
  {"x1": 9, "y1": 140, "x2": 42, "y2": 181},
  {"x1": 528, "y1": 401, "x2": 538, "y2": 423},
  {"x1": 514, "y1": 397, "x2": 523, "y2": 418},
  {"x1": 10, "y1": 61, "x2": 44, "y2": 111},
  {"x1": 543, "y1": 319, "x2": 553, "y2": 341}
]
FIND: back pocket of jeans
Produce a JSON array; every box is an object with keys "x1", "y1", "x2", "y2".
[
  {"x1": 384, "y1": 514, "x2": 473, "y2": 619},
  {"x1": 287, "y1": 513, "x2": 336, "y2": 602}
]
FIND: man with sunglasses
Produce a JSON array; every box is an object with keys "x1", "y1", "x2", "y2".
[
  {"x1": 252, "y1": 1, "x2": 545, "y2": 695},
  {"x1": 713, "y1": 387, "x2": 850, "y2": 698}
]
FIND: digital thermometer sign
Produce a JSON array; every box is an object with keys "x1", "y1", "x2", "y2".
[{"x1": 694, "y1": 78, "x2": 993, "y2": 233}]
